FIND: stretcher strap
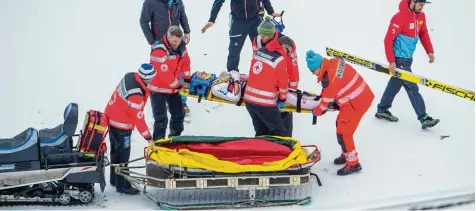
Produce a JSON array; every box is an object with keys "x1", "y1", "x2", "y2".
[
  {"x1": 312, "y1": 116, "x2": 317, "y2": 125},
  {"x1": 236, "y1": 82, "x2": 247, "y2": 106},
  {"x1": 295, "y1": 89, "x2": 302, "y2": 113}
]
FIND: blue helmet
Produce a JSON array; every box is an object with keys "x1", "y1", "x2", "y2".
[{"x1": 189, "y1": 72, "x2": 217, "y2": 100}]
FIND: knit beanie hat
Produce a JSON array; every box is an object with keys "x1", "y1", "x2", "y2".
[
  {"x1": 305, "y1": 50, "x2": 323, "y2": 71},
  {"x1": 138, "y1": 63, "x2": 156, "y2": 80},
  {"x1": 258, "y1": 16, "x2": 276, "y2": 36}
]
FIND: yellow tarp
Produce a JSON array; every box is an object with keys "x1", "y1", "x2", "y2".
[{"x1": 146, "y1": 136, "x2": 309, "y2": 173}]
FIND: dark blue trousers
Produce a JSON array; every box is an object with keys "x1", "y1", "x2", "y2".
[
  {"x1": 150, "y1": 92, "x2": 185, "y2": 140},
  {"x1": 246, "y1": 102, "x2": 288, "y2": 137},
  {"x1": 377, "y1": 57, "x2": 427, "y2": 120},
  {"x1": 227, "y1": 16, "x2": 263, "y2": 72},
  {"x1": 109, "y1": 127, "x2": 132, "y2": 190}
]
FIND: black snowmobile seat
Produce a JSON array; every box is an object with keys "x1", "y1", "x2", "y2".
[
  {"x1": 0, "y1": 127, "x2": 41, "y2": 172},
  {"x1": 39, "y1": 103, "x2": 79, "y2": 165},
  {"x1": 39, "y1": 103, "x2": 78, "y2": 146},
  {"x1": 0, "y1": 127, "x2": 39, "y2": 151}
]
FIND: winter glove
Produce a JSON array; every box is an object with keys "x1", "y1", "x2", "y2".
[
  {"x1": 329, "y1": 102, "x2": 340, "y2": 111},
  {"x1": 145, "y1": 135, "x2": 152, "y2": 143},
  {"x1": 230, "y1": 70, "x2": 240, "y2": 82}
]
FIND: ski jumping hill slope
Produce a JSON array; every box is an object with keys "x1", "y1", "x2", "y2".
[{"x1": 0, "y1": 0, "x2": 474, "y2": 209}]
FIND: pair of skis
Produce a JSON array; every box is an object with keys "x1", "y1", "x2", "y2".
[{"x1": 325, "y1": 47, "x2": 475, "y2": 102}]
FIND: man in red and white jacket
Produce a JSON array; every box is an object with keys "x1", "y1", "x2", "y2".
[
  {"x1": 104, "y1": 63, "x2": 156, "y2": 195},
  {"x1": 376, "y1": 0, "x2": 439, "y2": 129},
  {"x1": 149, "y1": 26, "x2": 191, "y2": 140},
  {"x1": 251, "y1": 17, "x2": 299, "y2": 136},
  {"x1": 244, "y1": 35, "x2": 289, "y2": 137}
]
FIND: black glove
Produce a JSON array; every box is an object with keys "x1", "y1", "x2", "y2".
[{"x1": 329, "y1": 102, "x2": 340, "y2": 111}]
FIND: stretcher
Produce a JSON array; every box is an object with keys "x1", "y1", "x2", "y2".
[
  {"x1": 179, "y1": 87, "x2": 322, "y2": 125},
  {"x1": 113, "y1": 135, "x2": 322, "y2": 210},
  {"x1": 179, "y1": 88, "x2": 318, "y2": 114}
]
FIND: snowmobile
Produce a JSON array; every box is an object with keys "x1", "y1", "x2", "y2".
[
  {"x1": 114, "y1": 135, "x2": 322, "y2": 210},
  {"x1": 0, "y1": 103, "x2": 107, "y2": 206}
]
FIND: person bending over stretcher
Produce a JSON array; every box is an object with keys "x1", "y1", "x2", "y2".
[{"x1": 191, "y1": 70, "x2": 322, "y2": 110}]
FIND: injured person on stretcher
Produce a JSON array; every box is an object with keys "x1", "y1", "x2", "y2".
[{"x1": 191, "y1": 70, "x2": 329, "y2": 110}]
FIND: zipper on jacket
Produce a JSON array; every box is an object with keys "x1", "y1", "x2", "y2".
[
  {"x1": 168, "y1": 9, "x2": 171, "y2": 25},
  {"x1": 244, "y1": 0, "x2": 248, "y2": 19}
]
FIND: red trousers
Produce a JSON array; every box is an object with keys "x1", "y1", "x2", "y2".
[{"x1": 336, "y1": 102, "x2": 371, "y2": 166}]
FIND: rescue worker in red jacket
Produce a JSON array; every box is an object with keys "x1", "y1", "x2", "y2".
[
  {"x1": 306, "y1": 50, "x2": 375, "y2": 176},
  {"x1": 243, "y1": 35, "x2": 290, "y2": 137},
  {"x1": 251, "y1": 16, "x2": 299, "y2": 136},
  {"x1": 148, "y1": 26, "x2": 191, "y2": 140},
  {"x1": 104, "y1": 63, "x2": 156, "y2": 194}
]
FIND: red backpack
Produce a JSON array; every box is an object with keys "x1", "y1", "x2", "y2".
[{"x1": 78, "y1": 110, "x2": 109, "y2": 157}]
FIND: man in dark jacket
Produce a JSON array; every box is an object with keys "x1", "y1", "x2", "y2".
[
  {"x1": 201, "y1": 0, "x2": 281, "y2": 73},
  {"x1": 140, "y1": 0, "x2": 191, "y2": 45}
]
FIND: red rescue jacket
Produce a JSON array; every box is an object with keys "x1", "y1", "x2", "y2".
[
  {"x1": 104, "y1": 72, "x2": 151, "y2": 140},
  {"x1": 313, "y1": 58, "x2": 375, "y2": 116},
  {"x1": 252, "y1": 31, "x2": 299, "y2": 90},
  {"x1": 244, "y1": 38, "x2": 289, "y2": 107},
  {"x1": 149, "y1": 34, "x2": 191, "y2": 94}
]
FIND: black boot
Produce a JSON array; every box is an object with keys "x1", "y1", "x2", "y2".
[
  {"x1": 334, "y1": 154, "x2": 346, "y2": 165},
  {"x1": 117, "y1": 186, "x2": 140, "y2": 195},
  {"x1": 337, "y1": 163, "x2": 362, "y2": 176},
  {"x1": 375, "y1": 111, "x2": 398, "y2": 122},
  {"x1": 109, "y1": 166, "x2": 115, "y2": 186},
  {"x1": 168, "y1": 129, "x2": 182, "y2": 138},
  {"x1": 420, "y1": 115, "x2": 440, "y2": 129}
]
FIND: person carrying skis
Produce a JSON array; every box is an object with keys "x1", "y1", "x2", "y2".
[
  {"x1": 104, "y1": 63, "x2": 156, "y2": 194},
  {"x1": 148, "y1": 26, "x2": 191, "y2": 140},
  {"x1": 305, "y1": 50, "x2": 375, "y2": 176},
  {"x1": 243, "y1": 35, "x2": 289, "y2": 137},
  {"x1": 201, "y1": 0, "x2": 281, "y2": 73},
  {"x1": 376, "y1": 0, "x2": 439, "y2": 129},
  {"x1": 251, "y1": 16, "x2": 299, "y2": 136}
]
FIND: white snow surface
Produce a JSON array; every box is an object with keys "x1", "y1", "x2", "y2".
[{"x1": 0, "y1": 0, "x2": 475, "y2": 210}]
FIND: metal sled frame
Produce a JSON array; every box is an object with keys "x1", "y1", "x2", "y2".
[{"x1": 114, "y1": 145, "x2": 322, "y2": 210}]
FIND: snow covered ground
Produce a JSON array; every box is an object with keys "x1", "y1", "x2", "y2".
[{"x1": 0, "y1": 0, "x2": 474, "y2": 210}]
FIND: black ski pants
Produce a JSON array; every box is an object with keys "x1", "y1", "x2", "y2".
[
  {"x1": 150, "y1": 92, "x2": 185, "y2": 140},
  {"x1": 109, "y1": 126, "x2": 132, "y2": 190},
  {"x1": 245, "y1": 102, "x2": 288, "y2": 137},
  {"x1": 281, "y1": 111, "x2": 293, "y2": 136},
  {"x1": 227, "y1": 16, "x2": 263, "y2": 72}
]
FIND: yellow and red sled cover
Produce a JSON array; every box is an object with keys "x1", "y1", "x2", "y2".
[{"x1": 146, "y1": 136, "x2": 319, "y2": 173}]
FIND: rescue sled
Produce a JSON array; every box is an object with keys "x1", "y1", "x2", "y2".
[
  {"x1": 114, "y1": 135, "x2": 322, "y2": 210},
  {"x1": 0, "y1": 103, "x2": 107, "y2": 206}
]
